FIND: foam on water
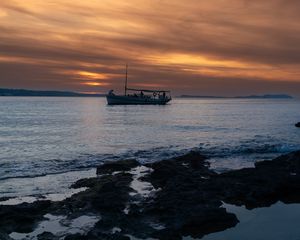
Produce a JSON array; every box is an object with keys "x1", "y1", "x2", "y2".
[
  {"x1": 0, "y1": 187, "x2": 87, "y2": 205},
  {"x1": 129, "y1": 166, "x2": 157, "y2": 198},
  {"x1": 0, "y1": 169, "x2": 95, "y2": 204},
  {"x1": 10, "y1": 214, "x2": 100, "y2": 240}
]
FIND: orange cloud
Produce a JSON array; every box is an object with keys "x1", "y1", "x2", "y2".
[
  {"x1": 1, "y1": 0, "x2": 300, "y2": 96},
  {"x1": 144, "y1": 53, "x2": 250, "y2": 69},
  {"x1": 83, "y1": 82, "x2": 109, "y2": 86},
  {"x1": 77, "y1": 71, "x2": 109, "y2": 80},
  {"x1": 0, "y1": 9, "x2": 7, "y2": 17}
]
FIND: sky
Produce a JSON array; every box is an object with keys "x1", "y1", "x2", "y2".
[{"x1": 0, "y1": 0, "x2": 300, "y2": 96}]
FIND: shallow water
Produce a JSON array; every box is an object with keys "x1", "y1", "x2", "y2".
[
  {"x1": 199, "y1": 202, "x2": 300, "y2": 240},
  {"x1": 0, "y1": 97, "x2": 299, "y2": 199},
  {"x1": 129, "y1": 165, "x2": 156, "y2": 198},
  {"x1": 0, "y1": 169, "x2": 95, "y2": 199},
  {"x1": 10, "y1": 213, "x2": 100, "y2": 240}
]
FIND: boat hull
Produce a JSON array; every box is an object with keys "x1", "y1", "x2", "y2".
[{"x1": 106, "y1": 95, "x2": 171, "y2": 105}]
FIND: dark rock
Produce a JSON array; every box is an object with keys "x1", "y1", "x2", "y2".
[
  {"x1": 0, "y1": 232, "x2": 10, "y2": 240},
  {"x1": 145, "y1": 150, "x2": 214, "y2": 188},
  {"x1": 71, "y1": 177, "x2": 100, "y2": 189},
  {"x1": 217, "y1": 151, "x2": 300, "y2": 209},
  {"x1": 0, "y1": 197, "x2": 12, "y2": 202},
  {"x1": 0, "y1": 201, "x2": 52, "y2": 234},
  {"x1": 72, "y1": 173, "x2": 132, "y2": 212},
  {"x1": 2, "y1": 150, "x2": 300, "y2": 239},
  {"x1": 96, "y1": 159, "x2": 140, "y2": 175},
  {"x1": 37, "y1": 232, "x2": 59, "y2": 240},
  {"x1": 296, "y1": 122, "x2": 300, "y2": 128},
  {"x1": 65, "y1": 232, "x2": 130, "y2": 240},
  {"x1": 142, "y1": 151, "x2": 237, "y2": 239}
]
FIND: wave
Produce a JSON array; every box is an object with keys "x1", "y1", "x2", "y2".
[
  {"x1": 0, "y1": 141, "x2": 298, "y2": 181},
  {"x1": 198, "y1": 142, "x2": 299, "y2": 159},
  {"x1": 0, "y1": 145, "x2": 189, "y2": 181}
]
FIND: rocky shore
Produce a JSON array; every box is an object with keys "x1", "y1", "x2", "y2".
[{"x1": 1, "y1": 150, "x2": 300, "y2": 240}]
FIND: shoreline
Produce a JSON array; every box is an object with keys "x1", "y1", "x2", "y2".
[
  {"x1": 1, "y1": 150, "x2": 300, "y2": 239},
  {"x1": 1, "y1": 142, "x2": 298, "y2": 201}
]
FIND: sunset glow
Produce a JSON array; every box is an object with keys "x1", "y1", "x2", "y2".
[
  {"x1": 77, "y1": 71, "x2": 110, "y2": 80},
  {"x1": 83, "y1": 82, "x2": 109, "y2": 86},
  {"x1": 1, "y1": 0, "x2": 300, "y2": 96}
]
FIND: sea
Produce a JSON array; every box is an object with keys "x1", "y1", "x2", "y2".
[{"x1": 0, "y1": 97, "x2": 299, "y2": 200}]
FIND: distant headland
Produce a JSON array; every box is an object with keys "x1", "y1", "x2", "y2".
[
  {"x1": 0, "y1": 88, "x2": 105, "y2": 97},
  {"x1": 179, "y1": 94, "x2": 293, "y2": 99},
  {"x1": 0, "y1": 89, "x2": 294, "y2": 99}
]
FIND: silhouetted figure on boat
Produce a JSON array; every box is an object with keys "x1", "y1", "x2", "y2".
[{"x1": 106, "y1": 65, "x2": 172, "y2": 105}]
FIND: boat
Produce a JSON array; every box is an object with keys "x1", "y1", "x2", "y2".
[{"x1": 106, "y1": 65, "x2": 172, "y2": 105}]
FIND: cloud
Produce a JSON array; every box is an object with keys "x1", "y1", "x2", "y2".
[{"x1": 0, "y1": 0, "x2": 300, "y2": 96}]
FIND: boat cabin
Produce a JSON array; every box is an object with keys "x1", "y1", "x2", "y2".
[{"x1": 106, "y1": 65, "x2": 172, "y2": 105}]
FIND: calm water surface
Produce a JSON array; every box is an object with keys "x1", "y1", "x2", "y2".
[
  {"x1": 185, "y1": 202, "x2": 300, "y2": 240},
  {"x1": 0, "y1": 97, "x2": 299, "y2": 198}
]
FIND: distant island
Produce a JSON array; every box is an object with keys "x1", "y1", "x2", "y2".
[
  {"x1": 0, "y1": 89, "x2": 294, "y2": 99},
  {"x1": 0, "y1": 88, "x2": 105, "y2": 97},
  {"x1": 179, "y1": 94, "x2": 293, "y2": 99}
]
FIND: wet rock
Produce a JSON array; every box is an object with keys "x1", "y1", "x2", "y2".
[
  {"x1": 217, "y1": 151, "x2": 300, "y2": 209},
  {"x1": 2, "y1": 150, "x2": 300, "y2": 239},
  {"x1": 0, "y1": 200, "x2": 52, "y2": 234},
  {"x1": 296, "y1": 122, "x2": 300, "y2": 127},
  {"x1": 145, "y1": 150, "x2": 214, "y2": 188},
  {"x1": 0, "y1": 197, "x2": 12, "y2": 202},
  {"x1": 96, "y1": 159, "x2": 140, "y2": 175},
  {"x1": 37, "y1": 231, "x2": 59, "y2": 240},
  {"x1": 55, "y1": 173, "x2": 133, "y2": 217},
  {"x1": 0, "y1": 232, "x2": 10, "y2": 240},
  {"x1": 142, "y1": 151, "x2": 238, "y2": 239},
  {"x1": 71, "y1": 177, "x2": 100, "y2": 189},
  {"x1": 65, "y1": 232, "x2": 130, "y2": 240}
]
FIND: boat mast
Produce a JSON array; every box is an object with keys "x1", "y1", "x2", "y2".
[{"x1": 124, "y1": 64, "x2": 128, "y2": 95}]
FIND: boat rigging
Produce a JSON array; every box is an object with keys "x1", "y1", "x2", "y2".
[{"x1": 106, "y1": 65, "x2": 171, "y2": 105}]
